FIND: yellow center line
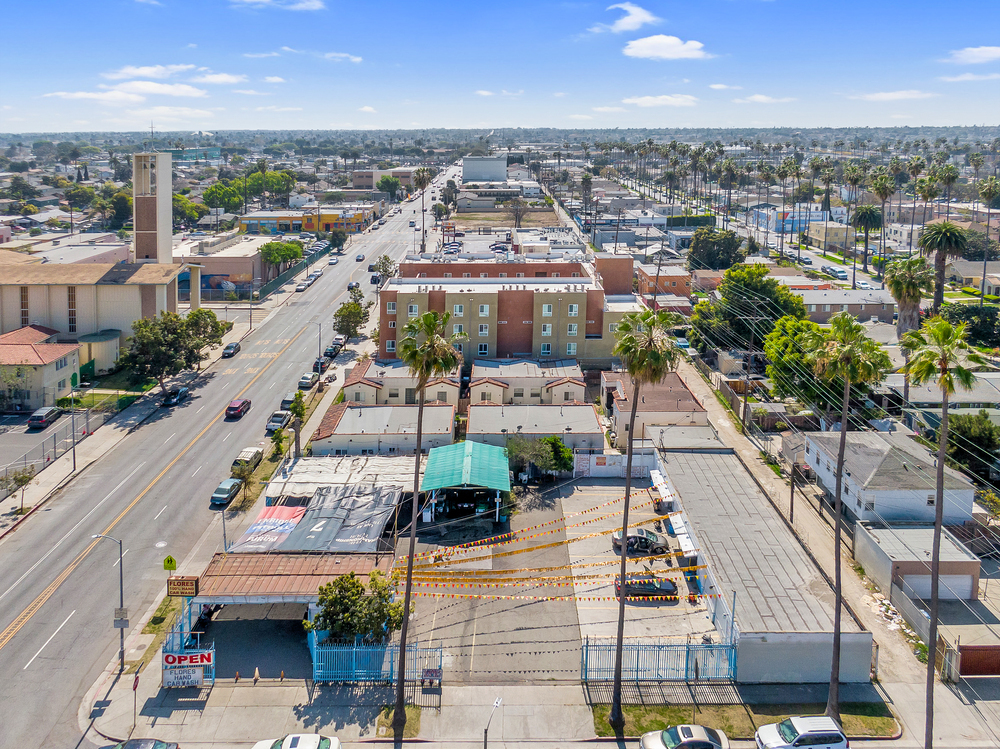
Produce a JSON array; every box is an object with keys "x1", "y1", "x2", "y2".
[{"x1": 0, "y1": 324, "x2": 309, "y2": 653}]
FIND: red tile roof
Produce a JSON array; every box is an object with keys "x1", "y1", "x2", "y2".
[
  {"x1": 0, "y1": 341, "x2": 79, "y2": 366},
  {"x1": 312, "y1": 402, "x2": 348, "y2": 441},
  {"x1": 0, "y1": 325, "x2": 59, "y2": 345}
]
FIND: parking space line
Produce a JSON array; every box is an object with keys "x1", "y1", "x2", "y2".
[{"x1": 23, "y1": 610, "x2": 74, "y2": 670}]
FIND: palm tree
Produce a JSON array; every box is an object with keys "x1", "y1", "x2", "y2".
[
  {"x1": 901, "y1": 318, "x2": 986, "y2": 749},
  {"x1": 937, "y1": 164, "x2": 960, "y2": 219},
  {"x1": 970, "y1": 152, "x2": 986, "y2": 223},
  {"x1": 870, "y1": 175, "x2": 896, "y2": 280},
  {"x1": 608, "y1": 308, "x2": 682, "y2": 732},
  {"x1": 804, "y1": 313, "x2": 890, "y2": 724},
  {"x1": 978, "y1": 176, "x2": 1000, "y2": 307},
  {"x1": 884, "y1": 257, "x2": 934, "y2": 403},
  {"x1": 916, "y1": 177, "x2": 942, "y2": 256},
  {"x1": 413, "y1": 167, "x2": 432, "y2": 252},
  {"x1": 851, "y1": 204, "x2": 882, "y2": 282},
  {"x1": 820, "y1": 168, "x2": 836, "y2": 257},
  {"x1": 842, "y1": 164, "x2": 865, "y2": 261},
  {"x1": 393, "y1": 310, "x2": 465, "y2": 732},
  {"x1": 919, "y1": 221, "x2": 968, "y2": 314},
  {"x1": 906, "y1": 156, "x2": 927, "y2": 256}
]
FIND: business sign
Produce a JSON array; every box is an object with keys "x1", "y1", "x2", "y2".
[
  {"x1": 162, "y1": 666, "x2": 203, "y2": 688},
  {"x1": 166, "y1": 576, "x2": 199, "y2": 597},
  {"x1": 163, "y1": 651, "x2": 214, "y2": 667}
]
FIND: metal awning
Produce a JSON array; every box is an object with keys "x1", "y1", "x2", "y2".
[{"x1": 420, "y1": 440, "x2": 511, "y2": 493}]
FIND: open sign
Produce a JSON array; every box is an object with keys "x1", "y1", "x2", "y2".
[{"x1": 163, "y1": 651, "x2": 213, "y2": 666}]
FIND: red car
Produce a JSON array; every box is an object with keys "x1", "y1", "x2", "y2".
[{"x1": 225, "y1": 399, "x2": 251, "y2": 418}]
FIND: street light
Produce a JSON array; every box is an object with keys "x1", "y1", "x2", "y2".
[
  {"x1": 484, "y1": 696, "x2": 502, "y2": 749},
  {"x1": 92, "y1": 533, "x2": 126, "y2": 673},
  {"x1": 312, "y1": 321, "x2": 323, "y2": 360}
]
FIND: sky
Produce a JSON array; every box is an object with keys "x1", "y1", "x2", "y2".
[{"x1": 2, "y1": 0, "x2": 1000, "y2": 133}]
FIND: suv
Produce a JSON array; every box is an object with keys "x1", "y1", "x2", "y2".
[
  {"x1": 611, "y1": 527, "x2": 669, "y2": 554},
  {"x1": 331, "y1": 334, "x2": 347, "y2": 347},
  {"x1": 313, "y1": 356, "x2": 332, "y2": 373},
  {"x1": 225, "y1": 398, "x2": 251, "y2": 418},
  {"x1": 162, "y1": 387, "x2": 189, "y2": 407},
  {"x1": 615, "y1": 575, "x2": 679, "y2": 600},
  {"x1": 755, "y1": 716, "x2": 848, "y2": 749},
  {"x1": 27, "y1": 407, "x2": 62, "y2": 429}
]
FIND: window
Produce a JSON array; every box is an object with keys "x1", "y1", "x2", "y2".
[
  {"x1": 388, "y1": 321, "x2": 396, "y2": 328},
  {"x1": 386, "y1": 301, "x2": 396, "y2": 314},
  {"x1": 572, "y1": 272, "x2": 580, "y2": 278},
  {"x1": 567, "y1": 304, "x2": 578, "y2": 317},
  {"x1": 481, "y1": 391, "x2": 492, "y2": 402},
  {"x1": 408, "y1": 304, "x2": 418, "y2": 317},
  {"x1": 823, "y1": 304, "x2": 831, "y2": 312},
  {"x1": 479, "y1": 304, "x2": 489, "y2": 317},
  {"x1": 479, "y1": 324, "x2": 489, "y2": 336},
  {"x1": 478, "y1": 343, "x2": 489, "y2": 356},
  {"x1": 436, "y1": 391, "x2": 447, "y2": 402},
  {"x1": 609, "y1": 323, "x2": 619, "y2": 333},
  {"x1": 419, "y1": 273, "x2": 427, "y2": 278},
  {"x1": 453, "y1": 304, "x2": 464, "y2": 316},
  {"x1": 541, "y1": 324, "x2": 552, "y2": 336},
  {"x1": 541, "y1": 343, "x2": 551, "y2": 356},
  {"x1": 564, "y1": 391, "x2": 572, "y2": 402},
  {"x1": 444, "y1": 273, "x2": 452, "y2": 278},
  {"x1": 453, "y1": 324, "x2": 464, "y2": 335},
  {"x1": 513, "y1": 388, "x2": 524, "y2": 398},
  {"x1": 463, "y1": 273, "x2": 471, "y2": 278},
  {"x1": 20, "y1": 286, "x2": 28, "y2": 328},
  {"x1": 567, "y1": 323, "x2": 578, "y2": 337},
  {"x1": 334, "y1": 449, "x2": 348, "y2": 456},
  {"x1": 809, "y1": 304, "x2": 817, "y2": 312},
  {"x1": 927, "y1": 495, "x2": 935, "y2": 506},
  {"x1": 566, "y1": 342, "x2": 577, "y2": 356},
  {"x1": 542, "y1": 304, "x2": 553, "y2": 317},
  {"x1": 530, "y1": 388, "x2": 541, "y2": 398},
  {"x1": 58, "y1": 379, "x2": 66, "y2": 391},
  {"x1": 841, "y1": 304, "x2": 848, "y2": 312},
  {"x1": 499, "y1": 273, "x2": 507, "y2": 278},
  {"x1": 353, "y1": 391, "x2": 365, "y2": 402},
  {"x1": 864, "y1": 501, "x2": 875, "y2": 512},
  {"x1": 455, "y1": 342, "x2": 463, "y2": 354},
  {"x1": 480, "y1": 273, "x2": 488, "y2": 278},
  {"x1": 67, "y1": 286, "x2": 76, "y2": 334},
  {"x1": 552, "y1": 272, "x2": 560, "y2": 278},
  {"x1": 55, "y1": 356, "x2": 68, "y2": 371},
  {"x1": 516, "y1": 272, "x2": 524, "y2": 278}
]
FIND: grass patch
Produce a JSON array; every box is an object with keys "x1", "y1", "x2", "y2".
[
  {"x1": 128, "y1": 594, "x2": 184, "y2": 675},
  {"x1": 229, "y1": 447, "x2": 284, "y2": 513},
  {"x1": 759, "y1": 451, "x2": 783, "y2": 477},
  {"x1": 712, "y1": 390, "x2": 744, "y2": 433},
  {"x1": 591, "y1": 702, "x2": 896, "y2": 739},
  {"x1": 91, "y1": 369, "x2": 157, "y2": 392},
  {"x1": 376, "y1": 705, "x2": 421, "y2": 738}
]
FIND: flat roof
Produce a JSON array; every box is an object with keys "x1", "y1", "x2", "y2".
[
  {"x1": 265, "y1": 455, "x2": 426, "y2": 498},
  {"x1": 471, "y1": 358, "x2": 582, "y2": 380},
  {"x1": 0, "y1": 262, "x2": 184, "y2": 286},
  {"x1": 797, "y1": 289, "x2": 894, "y2": 304},
  {"x1": 312, "y1": 403, "x2": 454, "y2": 441},
  {"x1": 860, "y1": 524, "x2": 980, "y2": 564},
  {"x1": 467, "y1": 403, "x2": 602, "y2": 436},
  {"x1": 386, "y1": 277, "x2": 597, "y2": 294}
]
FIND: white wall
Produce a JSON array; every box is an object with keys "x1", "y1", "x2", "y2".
[
  {"x1": 853, "y1": 524, "x2": 894, "y2": 594},
  {"x1": 312, "y1": 430, "x2": 453, "y2": 456},
  {"x1": 736, "y1": 631, "x2": 872, "y2": 683},
  {"x1": 462, "y1": 156, "x2": 508, "y2": 183},
  {"x1": 573, "y1": 450, "x2": 653, "y2": 478}
]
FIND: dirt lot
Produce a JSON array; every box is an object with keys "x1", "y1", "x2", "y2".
[{"x1": 450, "y1": 210, "x2": 560, "y2": 229}]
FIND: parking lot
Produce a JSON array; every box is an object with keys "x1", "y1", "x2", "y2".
[{"x1": 0, "y1": 411, "x2": 75, "y2": 470}]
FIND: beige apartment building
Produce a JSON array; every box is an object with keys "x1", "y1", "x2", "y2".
[
  {"x1": 342, "y1": 359, "x2": 461, "y2": 406},
  {"x1": 806, "y1": 222, "x2": 856, "y2": 252}
]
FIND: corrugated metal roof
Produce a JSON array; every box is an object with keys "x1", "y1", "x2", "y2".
[{"x1": 421, "y1": 440, "x2": 511, "y2": 493}]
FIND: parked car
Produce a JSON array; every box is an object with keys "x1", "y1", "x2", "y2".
[
  {"x1": 800, "y1": 256, "x2": 812, "y2": 265},
  {"x1": 367, "y1": 263, "x2": 376, "y2": 272},
  {"x1": 298, "y1": 372, "x2": 319, "y2": 389},
  {"x1": 112, "y1": 741, "x2": 180, "y2": 749},
  {"x1": 232, "y1": 446, "x2": 264, "y2": 474},
  {"x1": 324, "y1": 344, "x2": 341, "y2": 358},
  {"x1": 266, "y1": 410, "x2": 292, "y2": 432},
  {"x1": 347, "y1": 281, "x2": 359, "y2": 290},
  {"x1": 161, "y1": 387, "x2": 189, "y2": 407},
  {"x1": 222, "y1": 341, "x2": 241, "y2": 358},
  {"x1": 611, "y1": 527, "x2": 669, "y2": 554},
  {"x1": 332, "y1": 334, "x2": 347, "y2": 346},
  {"x1": 280, "y1": 392, "x2": 298, "y2": 410},
  {"x1": 310, "y1": 269, "x2": 324, "y2": 278},
  {"x1": 210, "y1": 478, "x2": 242, "y2": 506},
  {"x1": 27, "y1": 406, "x2": 62, "y2": 429},
  {"x1": 370, "y1": 274, "x2": 381, "y2": 284},
  {"x1": 641, "y1": 724, "x2": 729, "y2": 749},
  {"x1": 328, "y1": 257, "x2": 339, "y2": 265},
  {"x1": 355, "y1": 254, "x2": 365, "y2": 262},
  {"x1": 615, "y1": 575, "x2": 679, "y2": 600},
  {"x1": 857, "y1": 281, "x2": 872, "y2": 290},
  {"x1": 313, "y1": 356, "x2": 332, "y2": 373},
  {"x1": 296, "y1": 283, "x2": 308, "y2": 292},
  {"x1": 225, "y1": 398, "x2": 251, "y2": 419},
  {"x1": 252, "y1": 735, "x2": 341, "y2": 749},
  {"x1": 754, "y1": 716, "x2": 847, "y2": 749}
]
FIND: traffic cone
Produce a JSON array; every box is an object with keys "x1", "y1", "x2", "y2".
[{"x1": 253, "y1": 667, "x2": 260, "y2": 684}]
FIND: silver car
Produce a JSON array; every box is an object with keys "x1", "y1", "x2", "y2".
[{"x1": 641, "y1": 725, "x2": 729, "y2": 749}]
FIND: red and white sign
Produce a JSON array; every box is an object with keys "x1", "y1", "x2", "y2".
[{"x1": 163, "y1": 651, "x2": 214, "y2": 667}]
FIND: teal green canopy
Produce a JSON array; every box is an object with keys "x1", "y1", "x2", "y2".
[{"x1": 421, "y1": 441, "x2": 511, "y2": 493}]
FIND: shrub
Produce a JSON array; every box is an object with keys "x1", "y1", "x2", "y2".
[{"x1": 961, "y1": 286, "x2": 981, "y2": 296}]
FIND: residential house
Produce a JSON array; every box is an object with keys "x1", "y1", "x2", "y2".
[
  {"x1": 601, "y1": 371, "x2": 707, "y2": 449},
  {"x1": 946, "y1": 260, "x2": 1000, "y2": 287},
  {"x1": 469, "y1": 359, "x2": 584, "y2": 405},
  {"x1": 636, "y1": 264, "x2": 692, "y2": 297},
  {"x1": 0, "y1": 324, "x2": 81, "y2": 409},
  {"x1": 797, "y1": 289, "x2": 895, "y2": 324},
  {"x1": 772, "y1": 275, "x2": 833, "y2": 290},
  {"x1": 466, "y1": 403, "x2": 603, "y2": 450},
  {"x1": 692, "y1": 269, "x2": 724, "y2": 292},
  {"x1": 805, "y1": 222, "x2": 856, "y2": 252},
  {"x1": 310, "y1": 402, "x2": 455, "y2": 456},
  {"x1": 341, "y1": 359, "x2": 461, "y2": 407}
]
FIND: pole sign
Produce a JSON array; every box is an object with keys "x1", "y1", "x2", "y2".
[
  {"x1": 162, "y1": 666, "x2": 204, "y2": 688},
  {"x1": 163, "y1": 555, "x2": 177, "y2": 571},
  {"x1": 166, "y1": 576, "x2": 198, "y2": 597}
]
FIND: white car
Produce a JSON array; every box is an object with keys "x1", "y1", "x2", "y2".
[
  {"x1": 857, "y1": 281, "x2": 872, "y2": 290},
  {"x1": 754, "y1": 716, "x2": 847, "y2": 749},
  {"x1": 252, "y1": 736, "x2": 341, "y2": 749},
  {"x1": 328, "y1": 258, "x2": 339, "y2": 265}
]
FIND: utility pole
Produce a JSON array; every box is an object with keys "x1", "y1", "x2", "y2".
[{"x1": 741, "y1": 304, "x2": 769, "y2": 432}]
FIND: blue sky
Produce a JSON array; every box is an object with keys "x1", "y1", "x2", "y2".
[{"x1": 3, "y1": 0, "x2": 999, "y2": 133}]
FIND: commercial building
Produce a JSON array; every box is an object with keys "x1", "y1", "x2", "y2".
[
  {"x1": 0, "y1": 324, "x2": 81, "y2": 408},
  {"x1": 469, "y1": 359, "x2": 584, "y2": 405},
  {"x1": 310, "y1": 402, "x2": 455, "y2": 456},
  {"x1": 462, "y1": 155, "x2": 508, "y2": 183},
  {"x1": 601, "y1": 371, "x2": 707, "y2": 448},
  {"x1": 238, "y1": 204, "x2": 382, "y2": 235},
  {"x1": 466, "y1": 403, "x2": 603, "y2": 450},
  {"x1": 796, "y1": 289, "x2": 895, "y2": 324},
  {"x1": 635, "y1": 264, "x2": 691, "y2": 297},
  {"x1": 352, "y1": 168, "x2": 416, "y2": 190},
  {"x1": 342, "y1": 359, "x2": 461, "y2": 407}
]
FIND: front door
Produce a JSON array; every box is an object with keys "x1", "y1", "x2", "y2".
[{"x1": 405, "y1": 388, "x2": 416, "y2": 405}]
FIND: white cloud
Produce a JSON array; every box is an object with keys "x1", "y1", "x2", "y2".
[
  {"x1": 623, "y1": 34, "x2": 712, "y2": 60},
  {"x1": 475, "y1": 90, "x2": 494, "y2": 96},
  {"x1": 256, "y1": 105, "x2": 303, "y2": 111},
  {"x1": 281, "y1": 46, "x2": 302, "y2": 53},
  {"x1": 135, "y1": 0, "x2": 161, "y2": 5},
  {"x1": 102, "y1": 64, "x2": 195, "y2": 80},
  {"x1": 500, "y1": 89, "x2": 524, "y2": 97},
  {"x1": 191, "y1": 72, "x2": 247, "y2": 84},
  {"x1": 359, "y1": 105, "x2": 377, "y2": 113},
  {"x1": 622, "y1": 94, "x2": 698, "y2": 107},
  {"x1": 943, "y1": 46, "x2": 1000, "y2": 64},
  {"x1": 593, "y1": 106, "x2": 626, "y2": 112},
  {"x1": 733, "y1": 94, "x2": 795, "y2": 104},
  {"x1": 233, "y1": 89, "x2": 270, "y2": 95},
  {"x1": 44, "y1": 90, "x2": 145, "y2": 104},
  {"x1": 230, "y1": 0, "x2": 325, "y2": 10},
  {"x1": 324, "y1": 52, "x2": 362, "y2": 63},
  {"x1": 126, "y1": 106, "x2": 213, "y2": 120},
  {"x1": 244, "y1": 51, "x2": 280, "y2": 58},
  {"x1": 553, "y1": 92, "x2": 567, "y2": 97},
  {"x1": 589, "y1": 2, "x2": 660, "y2": 33},
  {"x1": 109, "y1": 81, "x2": 208, "y2": 97},
  {"x1": 851, "y1": 90, "x2": 937, "y2": 101},
  {"x1": 187, "y1": 43, "x2": 197, "y2": 48},
  {"x1": 569, "y1": 114, "x2": 594, "y2": 120},
  {"x1": 709, "y1": 83, "x2": 741, "y2": 90},
  {"x1": 264, "y1": 76, "x2": 286, "y2": 83},
  {"x1": 939, "y1": 72, "x2": 1000, "y2": 82}
]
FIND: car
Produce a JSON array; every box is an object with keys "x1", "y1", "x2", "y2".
[
  {"x1": 800, "y1": 256, "x2": 812, "y2": 265},
  {"x1": 305, "y1": 277, "x2": 316, "y2": 287},
  {"x1": 641, "y1": 724, "x2": 729, "y2": 749},
  {"x1": 754, "y1": 716, "x2": 847, "y2": 749},
  {"x1": 356, "y1": 254, "x2": 365, "y2": 262},
  {"x1": 296, "y1": 283, "x2": 308, "y2": 292},
  {"x1": 332, "y1": 334, "x2": 347, "y2": 346},
  {"x1": 266, "y1": 409, "x2": 292, "y2": 431},
  {"x1": 329, "y1": 258, "x2": 339, "y2": 265},
  {"x1": 368, "y1": 263, "x2": 376, "y2": 272},
  {"x1": 857, "y1": 281, "x2": 872, "y2": 290},
  {"x1": 313, "y1": 356, "x2": 332, "y2": 373},
  {"x1": 370, "y1": 274, "x2": 381, "y2": 284},
  {"x1": 310, "y1": 269, "x2": 324, "y2": 278},
  {"x1": 112, "y1": 741, "x2": 180, "y2": 749},
  {"x1": 210, "y1": 478, "x2": 242, "y2": 506},
  {"x1": 298, "y1": 372, "x2": 319, "y2": 389},
  {"x1": 611, "y1": 527, "x2": 669, "y2": 554},
  {"x1": 347, "y1": 281, "x2": 359, "y2": 290},
  {"x1": 226, "y1": 398, "x2": 251, "y2": 418},
  {"x1": 251, "y1": 735, "x2": 341, "y2": 749},
  {"x1": 324, "y1": 344, "x2": 341, "y2": 358},
  {"x1": 615, "y1": 575, "x2": 679, "y2": 600},
  {"x1": 161, "y1": 387, "x2": 189, "y2": 407},
  {"x1": 222, "y1": 341, "x2": 241, "y2": 358},
  {"x1": 27, "y1": 406, "x2": 62, "y2": 429}
]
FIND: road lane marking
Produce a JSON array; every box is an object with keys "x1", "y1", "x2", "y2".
[
  {"x1": 154, "y1": 505, "x2": 168, "y2": 520},
  {"x1": 23, "y1": 610, "x2": 75, "y2": 670},
  {"x1": 191, "y1": 466, "x2": 202, "y2": 478},
  {"x1": 164, "y1": 432, "x2": 176, "y2": 444},
  {"x1": 222, "y1": 432, "x2": 231, "y2": 442},
  {"x1": 0, "y1": 324, "x2": 309, "y2": 654},
  {"x1": 196, "y1": 406, "x2": 205, "y2": 414},
  {"x1": 269, "y1": 382, "x2": 275, "y2": 389},
  {"x1": 0, "y1": 463, "x2": 146, "y2": 606},
  {"x1": 112, "y1": 548, "x2": 129, "y2": 567}
]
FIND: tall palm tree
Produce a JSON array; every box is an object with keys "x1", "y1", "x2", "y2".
[
  {"x1": 916, "y1": 177, "x2": 942, "y2": 256},
  {"x1": 776, "y1": 162, "x2": 791, "y2": 254},
  {"x1": 970, "y1": 152, "x2": 986, "y2": 223},
  {"x1": 919, "y1": 221, "x2": 968, "y2": 314},
  {"x1": 842, "y1": 164, "x2": 865, "y2": 260},
  {"x1": 413, "y1": 167, "x2": 432, "y2": 252},
  {"x1": 804, "y1": 313, "x2": 890, "y2": 724},
  {"x1": 393, "y1": 310, "x2": 465, "y2": 731},
  {"x1": 608, "y1": 308, "x2": 682, "y2": 732},
  {"x1": 906, "y1": 156, "x2": 927, "y2": 257},
  {"x1": 851, "y1": 204, "x2": 882, "y2": 282},
  {"x1": 884, "y1": 257, "x2": 934, "y2": 403},
  {"x1": 820, "y1": 168, "x2": 836, "y2": 256},
  {"x1": 978, "y1": 176, "x2": 1000, "y2": 307},
  {"x1": 870, "y1": 175, "x2": 896, "y2": 280},
  {"x1": 901, "y1": 318, "x2": 985, "y2": 749},
  {"x1": 937, "y1": 164, "x2": 960, "y2": 219}
]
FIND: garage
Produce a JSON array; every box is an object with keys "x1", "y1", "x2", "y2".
[{"x1": 901, "y1": 574, "x2": 976, "y2": 601}]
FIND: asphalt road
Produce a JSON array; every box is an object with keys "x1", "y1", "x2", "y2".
[{"x1": 0, "y1": 197, "x2": 427, "y2": 749}]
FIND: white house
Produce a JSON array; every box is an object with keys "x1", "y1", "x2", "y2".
[
  {"x1": 310, "y1": 402, "x2": 455, "y2": 456},
  {"x1": 601, "y1": 371, "x2": 707, "y2": 449},
  {"x1": 342, "y1": 359, "x2": 461, "y2": 407},
  {"x1": 469, "y1": 359, "x2": 585, "y2": 405},
  {"x1": 466, "y1": 403, "x2": 603, "y2": 450},
  {"x1": 804, "y1": 431, "x2": 975, "y2": 524}
]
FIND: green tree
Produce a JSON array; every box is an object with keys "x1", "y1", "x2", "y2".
[
  {"x1": 172, "y1": 193, "x2": 208, "y2": 225},
  {"x1": 372, "y1": 255, "x2": 397, "y2": 279},
  {"x1": 305, "y1": 571, "x2": 406, "y2": 643},
  {"x1": 919, "y1": 221, "x2": 968, "y2": 314},
  {"x1": 413, "y1": 167, "x2": 433, "y2": 252},
  {"x1": 202, "y1": 182, "x2": 243, "y2": 214},
  {"x1": 6, "y1": 175, "x2": 38, "y2": 200},
  {"x1": 270, "y1": 427, "x2": 285, "y2": 457},
  {"x1": 608, "y1": 308, "x2": 683, "y2": 731},
  {"x1": 328, "y1": 228, "x2": 348, "y2": 251},
  {"x1": 902, "y1": 317, "x2": 985, "y2": 749},
  {"x1": 763, "y1": 316, "x2": 844, "y2": 413},
  {"x1": 376, "y1": 175, "x2": 401, "y2": 199},
  {"x1": 850, "y1": 204, "x2": 881, "y2": 281},
  {"x1": 118, "y1": 310, "x2": 225, "y2": 392},
  {"x1": 260, "y1": 241, "x2": 303, "y2": 281},
  {"x1": 231, "y1": 461, "x2": 256, "y2": 503},
  {"x1": 183, "y1": 308, "x2": 227, "y2": 368},
  {"x1": 960, "y1": 229, "x2": 999, "y2": 263},
  {"x1": 804, "y1": 313, "x2": 890, "y2": 724},
  {"x1": 288, "y1": 390, "x2": 307, "y2": 421},
  {"x1": 393, "y1": 310, "x2": 465, "y2": 732},
  {"x1": 537, "y1": 435, "x2": 574, "y2": 473},
  {"x1": 432, "y1": 203, "x2": 448, "y2": 220},
  {"x1": 685, "y1": 227, "x2": 745, "y2": 271},
  {"x1": 110, "y1": 192, "x2": 132, "y2": 229},
  {"x1": 65, "y1": 183, "x2": 95, "y2": 211},
  {"x1": 937, "y1": 303, "x2": 1000, "y2": 348},
  {"x1": 332, "y1": 301, "x2": 368, "y2": 340},
  {"x1": 946, "y1": 409, "x2": 1000, "y2": 477},
  {"x1": 870, "y1": 175, "x2": 896, "y2": 278},
  {"x1": 2, "y1": 466, "x2": 36, "y2": 514}
]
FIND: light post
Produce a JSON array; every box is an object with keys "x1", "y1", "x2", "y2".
[
  {"x1": 69, "y1": 386, "x2": 77, "y2": 472},
  {"x1": 313, "y1": 321, "x2": 323, "y2": 360},
  {"x1": 92, "y1": 533, "x2": 126, "y2": 673},
  {"x1": 484, "y1": 697, "x2": 502, "y2": 749}
]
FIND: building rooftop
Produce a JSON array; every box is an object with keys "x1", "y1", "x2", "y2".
[
  {"x1": 467, "y1": 403, "x2": 602, "y2": 438},
  {"x1": 637, "y1": 264, "x2": 690, "y2": 277},
  {"x1": 603, "y1": 294, "x2": 644, "y2": 313},
  {"x1": 0, "y1": 324, "x2": 59, "y2": 345},
  {"x1": 311, "y1": 402, "x2": 454, "y2": 442},
  {"x1": 471, "y1": 358, "x2": 583, "y2": 381},
  {"x1": 385, "y1": 277, "x2": 597, "y2": 294},
  {"x1": 860, "y1": 524, "x2": 980, "y2": 564},
  {"x1": 0, "y1": 262, "x2": 184, "y2": 286},
  {"x1": 883, "y1": 372, "x2": 1000, "y2": 404},
  {"x1": 344, "y1": 359, "x2": 460, "y2": 388},
  {"x1": 797, "y1": 289, "x2": 895, "y2": 305},
  {"x1": 603, "y1": 371, "x2": 706, "y2": 415},
  {"x1": 0, "y1": 341, "x2": 80, "y2": 366}
]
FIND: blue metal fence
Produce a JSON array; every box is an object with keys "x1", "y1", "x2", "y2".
[
  {"x1": 309, "y1": 631, "x2": 443, "y2": 684},
  {"x1": 581, "y1": 636, "x2": 736, "y2": 682}
]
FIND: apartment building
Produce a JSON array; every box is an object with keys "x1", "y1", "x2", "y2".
[
  {"x1": 469, "y1": 359, "x2": 585, "y2": 405},
  {"x1": 797, "y1": 289, "x2": 895, "y2": 324},
  {"x1": 635, "y1": 264, "x2": 692, "y2": 297},
  {"x1": 352, "y1": 168, "x2": 416, "y2": 189},
  {"x1": 805, "y1": 222, "x2": 856, "y2": 252},
  {"x1": 342, "y1": 359, "x2": 460, "y2": 406}
]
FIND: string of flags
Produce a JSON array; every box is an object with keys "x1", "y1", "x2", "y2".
[
  {"x1": 410, "y1": 563, "x2": 709, "y2": 583},
  {"x1": 405, "y1": 590, "x2": 722, "y2": 602},
  {"x1": 408, "y1": 552, "x2": 700, "y2": 578}
]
